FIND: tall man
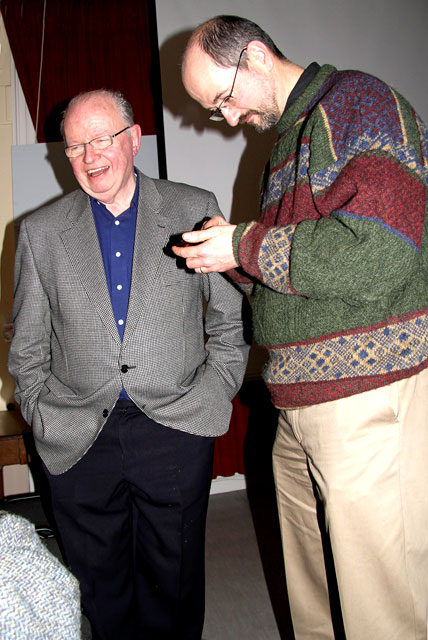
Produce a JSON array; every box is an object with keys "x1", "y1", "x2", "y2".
[
  {"x1": 174, "y1": 15, "x2": 428, "y2": 640},
  {"x1": 8, "y1": 89, "x2": 249, "y2": 640}
]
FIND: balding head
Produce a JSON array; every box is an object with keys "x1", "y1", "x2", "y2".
[{"x1": 61, "y1": 89, "x2": 134, "y2": 141}]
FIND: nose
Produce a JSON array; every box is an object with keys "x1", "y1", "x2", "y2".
[
  {"x1": 82, "y1": 142, "x2": 98, "y2": 162},
  {"x1": 222, "y1": 106, "x2": 241, "y2": 127}
]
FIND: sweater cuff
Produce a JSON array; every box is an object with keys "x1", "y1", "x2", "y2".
[{"x1": 232, "y1": 223, "x2": 248, "y2": 266}]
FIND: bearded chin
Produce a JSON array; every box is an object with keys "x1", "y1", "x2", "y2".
[
  {"x1": 256, "y1": 112, "x2": 279, "y2": 132},
  {"x1": 241, "y1": 108, "x2": 280, "y2": 133}
]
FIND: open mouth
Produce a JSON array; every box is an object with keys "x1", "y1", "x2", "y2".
[{"x1": 87, "y1": 165, "x2": 109, "y2": 178}]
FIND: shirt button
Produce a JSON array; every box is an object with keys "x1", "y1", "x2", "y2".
[
  {"x1": 115, "y1": 251, "x2": 121, "y2": 257},
  {"x1": 115, "y1": 220, "x2": 120, "y2": 226},
  {"x1": 102, "y1": 409, "x2": 109, "y2": 417},
  {"x1": 117, "y1": 284, "x2": 123, "y2": 290},
  {"x1": 121, "y1": 365, "x2": 129, "y2": 373},
  {"x1": 118, "y1": 319, "x2": 124, "y2": 325}
]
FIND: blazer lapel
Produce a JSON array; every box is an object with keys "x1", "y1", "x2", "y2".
[
  {"x1": 60, "y1": 192, "x2": 120, "y2": 343},
  {"x1": 122, "y1": 174, "x2": 169, "y2": 347}
]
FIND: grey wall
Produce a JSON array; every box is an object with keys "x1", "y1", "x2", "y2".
[{"x1": 156, "y1": 0, "x2": 428, "y2": 223}]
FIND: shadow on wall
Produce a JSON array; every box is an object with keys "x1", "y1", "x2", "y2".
[{"x1": 159, "y1": 29, "x2": 277, "y2": 226}]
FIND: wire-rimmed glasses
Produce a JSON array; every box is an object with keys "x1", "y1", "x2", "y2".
[
  {"x1": 64, "y1": 125, "x2": 131, "y2": 158},
  {"x1": 209, "y1": 48, "x2": 247, "y2": 122}
]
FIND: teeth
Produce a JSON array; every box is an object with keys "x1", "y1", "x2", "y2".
[{"x1": 88, "y1": 166, "x2": 108, "y2": 176}]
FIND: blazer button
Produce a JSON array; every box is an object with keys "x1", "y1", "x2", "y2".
[
  {"x1": 121, "y1": 365, "x2": 129, "y2": 373},
  {"x1": 102, "y1": 409, "x2": 109, "y2": 418}
]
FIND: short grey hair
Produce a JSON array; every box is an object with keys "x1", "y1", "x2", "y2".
[{"x1": 60, "y1": 89, "x2": 134, "y2": 141}]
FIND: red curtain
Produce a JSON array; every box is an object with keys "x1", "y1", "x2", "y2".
[
  {"x1": 0, "y1": 0, "x2": 163, "y2": 150},
  {"x1": 212, "y1": 394, "x2": 249, "y2": 478}
]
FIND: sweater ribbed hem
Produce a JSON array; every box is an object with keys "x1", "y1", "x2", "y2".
[{"x1": 268, "y1": 360, "x2": 428, "y2": 409}]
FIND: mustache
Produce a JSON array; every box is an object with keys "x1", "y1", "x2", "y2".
[{"x1": 238, "y1": 110, "x2": 259, "y2": 124}]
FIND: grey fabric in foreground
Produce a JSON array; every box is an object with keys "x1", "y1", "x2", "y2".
[{"x1": 0, "y1": 511, "x2": 81, "y2": 639}]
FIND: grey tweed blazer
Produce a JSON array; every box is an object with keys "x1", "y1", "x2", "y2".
[{"x1": 8, "y1": 170, "x2": 249, "y2": 474}]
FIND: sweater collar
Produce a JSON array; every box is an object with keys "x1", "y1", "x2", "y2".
[
  {"x1": 277, "y1": 63, "x2": 337, "y2": 135},
  {"x1": 285, "y1": 62, "x2": 321, "y2": 111}
]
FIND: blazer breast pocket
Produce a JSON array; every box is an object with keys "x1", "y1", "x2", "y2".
[{"x1": 161, "y1": 267, "x2": 195, "y2": 287}]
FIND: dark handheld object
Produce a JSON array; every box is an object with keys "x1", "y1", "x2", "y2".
[
  {"x1": 164, "y1": 234, "x2": 202, "y2": 259},
  {"x1": 174, "y1": 238, "x2": 202, "y2": 247}
]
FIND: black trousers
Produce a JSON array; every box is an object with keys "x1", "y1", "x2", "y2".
[{"x1": 44, "y1": 400, "x2": 215, "y2": 640}]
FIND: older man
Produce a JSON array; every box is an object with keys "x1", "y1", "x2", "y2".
[
  {"x1": 174, "y1": 14, "x2": 428, "y2": 640},
  {"x1": 8, "y1": 89, "x2": 249, "y2": 640}
]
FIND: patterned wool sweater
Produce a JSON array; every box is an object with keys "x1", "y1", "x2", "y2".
[{"x1": 230, "y1": 64, "x2": 428, "y2": 408}]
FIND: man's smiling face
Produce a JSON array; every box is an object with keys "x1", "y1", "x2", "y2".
[{"x1": 64, "y1": 93, "x2": 140, "y2": 207}]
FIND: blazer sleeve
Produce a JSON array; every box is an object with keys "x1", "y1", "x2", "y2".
[
  {"x1": 8, "y1": 218, "x2": 52, "y2": 425},
  {"x1": 201, "y1": 270, "x2": 250, "y2": 400},
  {"x1": 198, "y1": 192, "x2": 250, "y2": 400}
]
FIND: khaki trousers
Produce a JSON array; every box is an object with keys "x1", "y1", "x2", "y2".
[{"x1": 273, "y1": 368, "x2": 428, "y2": 640}]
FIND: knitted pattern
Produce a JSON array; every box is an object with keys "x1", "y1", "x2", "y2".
[
  {"x1": 231, "y1": 64, "x2": 428, "y2": 407},
  {"x1": 0, "y1": 512, "x2": 81, "y2": 639}
]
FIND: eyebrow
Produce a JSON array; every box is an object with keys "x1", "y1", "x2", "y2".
[
  {"x1": 212, "y1": 90, "x2": 225, "y2": 103},
  {"x1": 210, "y1": 84, "x2": 234, "y2": 110},
  {"x1": 66, "y1": 132, "x2": 110, "y2": 145}
]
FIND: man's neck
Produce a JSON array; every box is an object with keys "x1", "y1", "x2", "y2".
[
  {"x1": 277, "y1": 59, "x2": 305, "y2": 115},
  {"x1": 104, "y1": 174, "x2": 137, "y2": 217}
]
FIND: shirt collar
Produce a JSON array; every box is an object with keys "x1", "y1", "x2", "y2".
[{"x1": 90, "y1": 169, "x2": 139, "y2": 218}]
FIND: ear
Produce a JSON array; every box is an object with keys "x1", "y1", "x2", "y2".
[
  {"x1": 130, "y1": 124, "x2": 142, "y2": 157},
  {"x1": 245, "y1": 40, "x2": 274, "y2": 74}
]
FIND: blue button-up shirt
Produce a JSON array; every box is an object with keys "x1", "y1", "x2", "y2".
[{"x1": 91, "y1": 172, "x2": 139, "y2": 399}]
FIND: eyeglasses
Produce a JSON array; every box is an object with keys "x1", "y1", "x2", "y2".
[
  {"x1": 209, "y1": 48, "x2": 247, "y2": 122},
  {"x1": 64, "y1": 125, "x2": 132, "y2": 158}
]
